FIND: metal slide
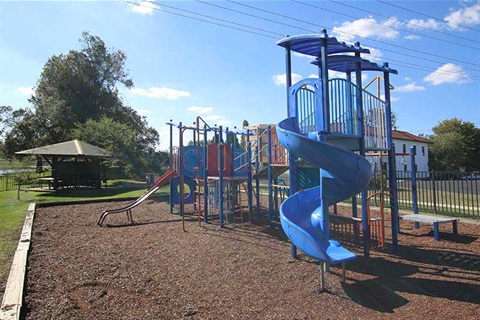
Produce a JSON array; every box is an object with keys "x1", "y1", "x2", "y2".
[
  {"x1": 98, "y1": 169, "x2": 178, "y2": 226},
  {"x1": 277, "y1": 117, "x2": 372, "y2": 264}
]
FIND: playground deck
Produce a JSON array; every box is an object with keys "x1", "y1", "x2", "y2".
[{"x1": 7, "y1": 200, "x2": 479, "y2": 320}]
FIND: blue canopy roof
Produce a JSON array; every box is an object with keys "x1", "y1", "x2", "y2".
[
  {"x1": 276, "y1": 33, "x2": 370, "y2": 57},
  {"x1": 311, "y1": 55, "x2": 398, "y2": 74}
]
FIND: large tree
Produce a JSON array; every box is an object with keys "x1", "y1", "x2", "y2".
[
  {"x1": 28, "y1": 31, "x2": 137, "y2": 143},
  {"x1": 4, "y1": 32, "x2": 161, "y2": 177},
  {"x1": 428, "y1": 118, "x2": 480, "y2": 172}
]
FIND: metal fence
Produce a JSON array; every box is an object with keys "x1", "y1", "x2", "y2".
[
  {"x1": 368, "y1": 170, "x2": 480, "y2": 218},
  {"x1": 0, "y1": 170, "x2": 51, "y2": 191}
]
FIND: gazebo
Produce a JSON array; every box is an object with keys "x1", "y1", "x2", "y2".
[{"x1": 15, "y1": 140, "x2": 110, "y2": 189}]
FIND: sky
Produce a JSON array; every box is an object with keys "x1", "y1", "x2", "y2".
[{"x1": 1, "y1": 0, "x2": 479, "y2": 151}]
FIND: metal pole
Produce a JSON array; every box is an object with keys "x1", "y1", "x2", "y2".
[
  {"x1": 411, "y1": 146, "x2": 419, "y2": 229},
  {"x1": 247, "y1": 138, "x2": 253, "y2": 223},
  {"x1": 169, "y1": 121, "x2": 174, "y2": 214},
  {"x1": 354, "y1": 46, "x2": 369, "y2": 258},
  {"x1": 219, "y1": 126, "x2": 224, "y2": 228},
  {"x1": 203, "y1": 124, "x2": 209, "y2": 223},
  {"x1": 384, "y1": 65, "x2": 399, "y2": 252},
  {"x1": 267, "y1": 125, "x2": 273, "y2": 226}
]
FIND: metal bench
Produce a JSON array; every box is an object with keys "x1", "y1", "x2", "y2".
[{"x1": 399, "y1": 214, "x2": 458, "y2": 241}]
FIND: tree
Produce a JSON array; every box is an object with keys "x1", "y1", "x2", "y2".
[
  {"x1": 3, "y1": 108, "x2": 46, "y2": 158},
  {"x1": 4, "y1": 32, "x2": 160, "y2": 177},
  {"x1": 28, "y1": 31, "x2": 136, "y2": 144},
  {"x1": 72, "y1": 116, "x2": 163, "y2": 177},
  {"x1": 428, "y1": 118, "x2": 480, "y2": 171}
]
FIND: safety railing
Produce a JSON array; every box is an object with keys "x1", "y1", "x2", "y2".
[
  {"x1": 270, "y1": 126, "x2": 288, "y2": 165},
  {"x1": 290, "y1": 78, "x2": 388, "y2": 152},
  {"x1": 362, "y1": 90, "x2": 388, "y2": 151},
  {"x1": 328, "y1": 78, "x2": 358, "y2": 136}
]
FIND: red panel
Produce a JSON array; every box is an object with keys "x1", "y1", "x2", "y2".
[{"x1": 206, "y1": 144, "x2": 232, "y2": 177}]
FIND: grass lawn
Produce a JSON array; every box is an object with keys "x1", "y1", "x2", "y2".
[{"x1": 0, "y1": 180, "x2": 169, "y2": 282}]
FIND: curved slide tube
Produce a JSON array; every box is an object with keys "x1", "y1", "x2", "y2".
[
  {"x1": 277, "y1": 117, "x2": 372, "y2": 264},
  {"x1": 98, "y1": 169, "x2": 178, "y2": 226}
]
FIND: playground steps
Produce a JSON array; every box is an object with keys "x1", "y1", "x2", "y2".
[{"x1": 253, "y1": 164, "x2": 289, "y2": 180}]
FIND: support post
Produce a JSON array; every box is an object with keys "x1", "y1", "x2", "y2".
[
  {"x1": 247, "y1": 137, "x2": 253, "y2": 223},
  {"x1": 411, "y1": 146, "x2": 419, "y2": 229},
  {"x1": 267, "y1": 125, "x2": 273, "y2": 226},
  {"x1": 219, "y1": 126, "x2": 224, "y2": 228},
  {"x1": 354, "y1": 45, "x2": 369, "y2": 258},
  {"x1": 169, "y1": 122, "x2": 174, "y2": 214},
  {"x1": 203, "y1": 124, "x2": 209, "y2": 223},
  {"x1": 384, "y1": 65, "x2": 399, "y2": 252}
]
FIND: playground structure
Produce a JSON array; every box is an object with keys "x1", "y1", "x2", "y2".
[
  {"x1": 165, "y1": 117, "x2": 293, "y2": 231},
  {"x1": 97, "y1": 31, "x2": 444, "y2": 273},
  {"x1": 275, "y1": 30, "x2": 400, "y2": 288}
]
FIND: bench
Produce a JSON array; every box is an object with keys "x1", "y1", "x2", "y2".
[
  {"x1": 37, "y1": 177, "x2": 55, "y2": 189},
  {"x1": 399, "y1": 214, "x2": 458, "y2": 241}
]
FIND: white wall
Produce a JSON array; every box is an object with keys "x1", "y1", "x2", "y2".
[
  {"x1": 367, "y1": 139, "x2": 429, "y2": 179},
  {"x1": 393, "y1": 139, "x2": 429, "y2": 173}
]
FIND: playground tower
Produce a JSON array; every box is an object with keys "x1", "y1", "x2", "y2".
[{"x1": 276, "y1": 29, "x2": 399, "y2": 271}]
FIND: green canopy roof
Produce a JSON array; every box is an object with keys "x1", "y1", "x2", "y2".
[{"x1": 15, "y1": 140, "x2": 110, "y2": 158}]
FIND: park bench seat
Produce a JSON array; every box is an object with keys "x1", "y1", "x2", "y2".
[{"x1": 400, "y1": 214, "x2": 458, "y2": 241}]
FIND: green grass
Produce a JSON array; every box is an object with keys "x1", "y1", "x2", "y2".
[{"x1": 0, "y1": 180, "x2": 168, "y2": 282}]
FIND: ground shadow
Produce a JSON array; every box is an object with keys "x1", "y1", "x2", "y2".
[
  {"x1": 342, "y1": 254, "x2": 480, "y2": 313},
  {"x1": 399, "y1": 230, "x2": 478, "y2": 244},
  {"x1": 382, "y1": 243, "x2": 480, "y2": 272}
]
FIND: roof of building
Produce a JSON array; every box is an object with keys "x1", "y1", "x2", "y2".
[
  {"x1": 392, "y1": 130, "x2": 429, "y2": 143},
  {"x1": 15, "y1": 140, "x2": 110, "y2": 157}
]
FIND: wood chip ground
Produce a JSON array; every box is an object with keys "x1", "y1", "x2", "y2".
[{"x1": 4, "y1": 198, "x2": 480, "y2": 319}]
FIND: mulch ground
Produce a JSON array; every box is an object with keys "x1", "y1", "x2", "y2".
[{"x1": 15, "y1": 197, "x2": 480, "y2": 319}]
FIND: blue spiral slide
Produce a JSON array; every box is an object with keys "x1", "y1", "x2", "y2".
[{"x1": 277, "y1": 117, "x2": 372, "y2": 265}]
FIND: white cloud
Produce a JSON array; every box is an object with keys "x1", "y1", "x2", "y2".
[
  {"x1": 445, "y1": 3, "x2": 480, "y2": 29},
  {"x1": 16, "y1": 86, "x2": 35, "y2": 95},
  {"x1": 327, "y1": 71, "x2": 345, "y2": 79},
  {"x1": 131, "y1": 1, "x2": 155, "y2": 15},
  {"x1": 364, "y1": 47, "x2": 383, "y2": 62},
  {"x1": 423, "y1": 63, "x2": 471, "y2": 85},
  {"x1": 390, "y1": 96, "x2": 400, "y2": 102},
  {"x1": 332, "y1": 17, "x2": 400, "y2": 42},
  {"x1": 272, "y1": 73, "x2": 302, "y2": 86},
  {"x1": 404, "y1": 34, "x2": 421, "y2": 40},
  {"x1": 187, "y1": 106, "x2": 213, "y2": 114},
  {"x1": 129, "y1": 87, "x2": 190, "y2": 99},
  {"x1": 407, "y1": 18, "x2": 441, "y2": 30},
  {"x1": 293, "y1": 52, "x2": 312, "y2": 59},
  {"x1": 203, "y1": 114, "x2": 231, "y2": 127},
  {"x1": 395, "y1": 82, "x2": 426, "y2": 92},
  {"x1": 137, "y1": 109, "x2": 152, "y2": 115}
]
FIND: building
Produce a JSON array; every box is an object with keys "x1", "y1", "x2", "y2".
[
  {"x1": 392, "y1": 130, "x2": 430, "y2": 173},
  {"x1": 367, "y1": 130, "x2": 430, "y2": 178}
]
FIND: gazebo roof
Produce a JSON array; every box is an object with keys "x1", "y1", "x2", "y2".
[{"x1": 15, "y1": 140, "x2": 110, "y2": 158}]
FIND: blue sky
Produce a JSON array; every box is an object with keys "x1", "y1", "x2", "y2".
[{"x1": 1, "y1": 0, "x2": 479, "y2": 150}]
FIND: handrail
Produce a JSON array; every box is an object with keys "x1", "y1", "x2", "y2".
[{"x1": 250, "y1": 126, "x2": 269, "y2": 148}]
